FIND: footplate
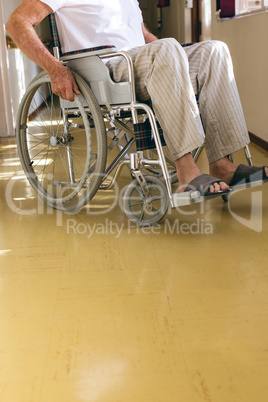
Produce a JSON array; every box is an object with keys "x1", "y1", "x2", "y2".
[{"x1": 172, "y1": 190, "x2": 231, "y2": 208}]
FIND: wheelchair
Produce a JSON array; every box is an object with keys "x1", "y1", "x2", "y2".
[{"x1": 16, "y1": 14, "x2": 253, "y2": 226}]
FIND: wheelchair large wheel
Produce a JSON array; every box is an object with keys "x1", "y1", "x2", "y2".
[
  {"x1": 123, "y1": 175, "x2": 169, "y2": 226},
  {"x1": 16, "y1": 71, "x2": 107, "y2": 212}
]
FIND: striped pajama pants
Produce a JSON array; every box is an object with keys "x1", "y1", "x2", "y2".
[{"x1": 106, "y1": 38, "x2": 250, "y2": 163}]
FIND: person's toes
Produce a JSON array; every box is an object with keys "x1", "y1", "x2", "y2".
[
  {"x1": 209, "y1": 181, "x2": 229, "y2": 193},
  {"x1": 214, "y1": 182, "x2": 221, "y2": 192},
  {"x1": 220, "y1": 181, "x2": 229, "y2": 191},
  {"x1": 209, "y1": 182, "x2": 221, "y2": 193}
]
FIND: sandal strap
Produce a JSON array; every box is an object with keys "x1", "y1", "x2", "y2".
[
  {"x1": 184, "y1": 174, "x2": 226, "y2": 194},
  {"x1": 229, "y1": 164, "x2": 266, "y2": 187}
]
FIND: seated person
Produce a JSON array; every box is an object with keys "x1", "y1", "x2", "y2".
[{"x1": 6, "y1": 0, "x2": 268, "y2": 195}]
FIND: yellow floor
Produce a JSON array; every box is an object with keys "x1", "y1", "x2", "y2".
[{"x1": 1, "y1": 136, "x2": 268, "y2": 402}]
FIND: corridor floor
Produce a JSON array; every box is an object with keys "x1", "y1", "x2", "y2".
[{"x1": 0, "y1": 137, "x2": 268, "y2": 402}]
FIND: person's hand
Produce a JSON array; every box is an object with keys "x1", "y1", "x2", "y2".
[{"x1": 49, "y1": 63, "x2": 81, "y2": 101}]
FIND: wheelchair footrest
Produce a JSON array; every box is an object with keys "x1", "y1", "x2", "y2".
[{"x1": 172, "y1": 190, "x2": 230, "y2": 208}]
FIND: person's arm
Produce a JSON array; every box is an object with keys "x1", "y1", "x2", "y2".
[
  {"x1": 6, "y1": 0, "x2": 80, "y2": 101},
  {"x1": 141, "y1": 23, "x2": 158, "y2": 44}
]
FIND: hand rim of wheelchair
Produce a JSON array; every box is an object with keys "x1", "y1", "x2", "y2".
[{"x1": 16, "y1": 71, "x2": 107, "y2": 212}]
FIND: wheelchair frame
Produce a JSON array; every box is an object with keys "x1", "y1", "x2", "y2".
[{"x1": 15, "y1": 14, "x2": 253, "y2": 226}]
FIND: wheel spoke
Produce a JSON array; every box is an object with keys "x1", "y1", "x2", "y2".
[
  {"x1": 124, "y1": 176, "x2": 168, "y2": 226},
  {"x1": 129, "y1": 200, "x2": 144, "y2": 207},
  {"x1": 17, "y1": 72, "x2": 106, "y2": 210}
]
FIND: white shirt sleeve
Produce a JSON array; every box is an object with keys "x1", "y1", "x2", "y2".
[{"x1": 40, "y1": 0, "x2": 69, "y2": 12}]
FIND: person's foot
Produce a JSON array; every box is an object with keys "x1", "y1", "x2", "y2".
[
  {"x1": 176, "y1": 153, "x2": 229, "y2": 193},
  {"x1": 209, "y1": 157, "x2": 268, "y2": 184}
]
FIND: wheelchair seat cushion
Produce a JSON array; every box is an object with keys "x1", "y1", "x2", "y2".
[
  {"x1": 61, "y1": 45, "x2": 116, "y2": 58},
  {"x1": 62, "y1": 42, "x2": 192, "y2": 58}
]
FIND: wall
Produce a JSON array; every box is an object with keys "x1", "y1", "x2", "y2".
[
  {"x1": 141, "y1": 0, "x2": 190, "y2": 43},
  {"x1": 158, "y1": 0, "x2": 183, "y2": 41},
  {"x1": 211, "y1": 8, "x2": 268, "y2": 141},
  {"x1": 139, "y1": 0, "x2": 157, "y2": 34}
]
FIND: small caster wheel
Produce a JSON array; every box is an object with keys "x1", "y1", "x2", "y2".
[{"x1": 123, "y1": 175, "x2": 169, "y2": 226}]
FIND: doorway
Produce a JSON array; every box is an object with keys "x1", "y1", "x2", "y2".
[{"x1": 191, "y1": 0, "x2": 212, "y2": 42}]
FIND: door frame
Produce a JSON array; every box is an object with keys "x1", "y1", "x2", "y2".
[{"x1": 0, "y1": 1, "x2": 14, "y2": 137}]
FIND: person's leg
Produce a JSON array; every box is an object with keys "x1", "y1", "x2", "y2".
[
  {"x1": 184, "y1": 40, "x2": 268, "y2": 181},
  {"x1": 184, "y1": 40, "x2": 250, "y2": 163},
  {"x1": 209, "y1": 156, "x2": 268, "y2": 184},
  {"x1": 107, "y1": 38, "x2": 204, "y2": 161},
  {"x1": 107, "y1": 38, "x2": 227, "y2": 192},
  {"x1": 175, "y1": 153, "x2": 229, "y2": 193}
]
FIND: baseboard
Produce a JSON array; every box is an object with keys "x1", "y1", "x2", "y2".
[{"x1": 249, "y1": 132, "x2": 268, "y2": 151}]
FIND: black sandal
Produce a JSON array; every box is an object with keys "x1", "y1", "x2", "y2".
[
  {"x1": 229, "y1": 164, "x2": 268, "y2": 188},
  {"x1": 184, "y1": 174, "x2": 230, "y2": 196}
]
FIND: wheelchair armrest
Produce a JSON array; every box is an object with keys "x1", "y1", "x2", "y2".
[
  {"x1": 99, "y1": 50, "x2": 136, "y2": 104},
  {"x1": 60, "y1": 45, "x2": 117, "y2": 61},
  {"x1": 61, "y1": 47, "x2": 137, "y2": 107}
]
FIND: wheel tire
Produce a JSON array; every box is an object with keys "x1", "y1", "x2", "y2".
[
  {"x1": 16, "y1": 71, "x2": 107, "y2": 212},
  {"x1": 123, "y1": 175, "x2": 169, "y2": 226}
]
